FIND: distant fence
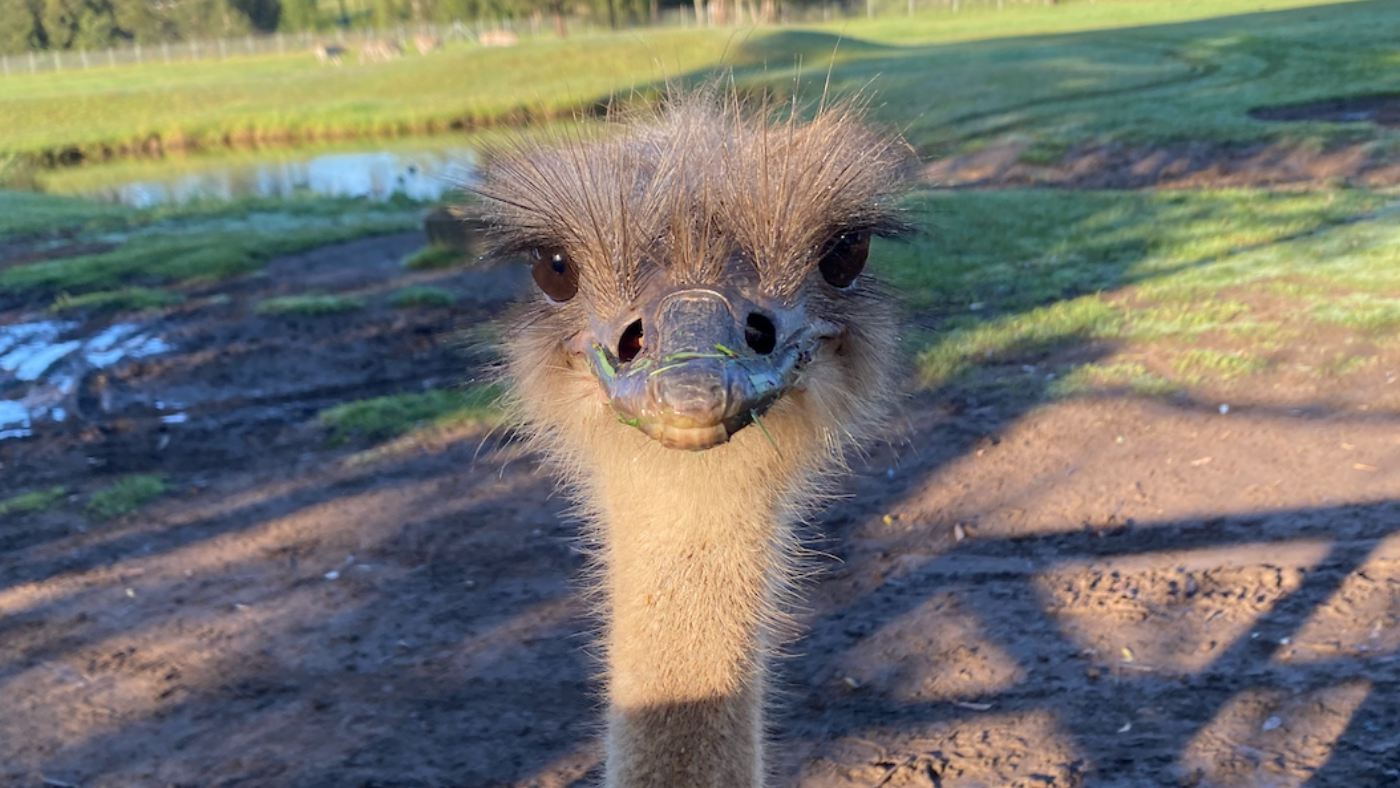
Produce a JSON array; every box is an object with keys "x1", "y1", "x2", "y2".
[{"x1": 0, "y1": 0, "x2": 1058, "y2": 77}]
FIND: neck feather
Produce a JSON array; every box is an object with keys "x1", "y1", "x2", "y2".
[{"x1": 586, "y1": 427, "x2": 816, "y2": 788}]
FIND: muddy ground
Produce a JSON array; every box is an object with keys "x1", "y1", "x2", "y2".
[
  {"x1": 926, "y1": 137, "x2": 1400, "y2": 191},
  {"x1": 3, "y1": 216, "x2": 1400, "y2": 788}
]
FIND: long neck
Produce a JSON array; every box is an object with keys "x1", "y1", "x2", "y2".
[{"x1": 589, "y1": 435, "x2": 806, "y2": 788}]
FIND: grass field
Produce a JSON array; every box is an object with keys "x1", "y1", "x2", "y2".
[
  {"x1": 0, "y1": 192, "x2": 422, "y2": 310},
  {"x1": 872, "y1": 188, "x2": 1400, "y2": 397},
  {"x1": 1, "y1": 0, "x2": 1397, "y2": 160}
]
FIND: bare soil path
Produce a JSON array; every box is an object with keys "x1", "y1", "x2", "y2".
[{"x1": 3, "y1": 229, "x2": 1399, "y2": 788}]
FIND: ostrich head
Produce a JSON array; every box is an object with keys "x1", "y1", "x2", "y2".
[{"x1": 477, "y1": 94, "x2": 914, "y2": 476}]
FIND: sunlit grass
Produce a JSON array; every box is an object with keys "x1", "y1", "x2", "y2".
[
  {"x1": 0, "y1": 192, "x2": 421, "y2": 297},
  {"x1": 0, "y1": 30, "x2": 737, "y2": 158},
  {"x1": 3, "y1": 0, "x2": 1397, "y2": 159},
  {"x1": 1312, "y1": 296, "x2": 1400, "y2": 333},
  {"x1": 0, "y1": 190, "x2": 132, "y2": 235},
  {"x1": 1172, "y1": 348, "x2": 1271, "y2": 383},
  {"x1": 1048, "y1": 362, "x2": 1180, "y2": 398},
  {"x1": 884, "y1": 187, "x2": 1400, "y2": 395}
]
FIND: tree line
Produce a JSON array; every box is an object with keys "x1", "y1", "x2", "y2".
[{"x1": 0, "y1": 0, "x2": 699, "y2": 55}]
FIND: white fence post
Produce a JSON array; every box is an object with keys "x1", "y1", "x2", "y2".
[
  {"x1": 866, "y1": 0, "x2": 873, "y2": 17},
  {"x1": 108, "y1": 48, "x2": 115, "y2": 67},
  {"x1": 135, "y1": 43, "x2": 142, "y2": 63},
  {"x1": 162, "y1": 41, "x2": 170, "y2": 63},
  {"x1": 52, "y1": 50, "x2": 61, "y2": 72}
]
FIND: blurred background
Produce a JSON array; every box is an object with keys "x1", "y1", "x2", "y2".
[{"x1": 2, "y1": 1, "x2": 1399, "y2": 786}]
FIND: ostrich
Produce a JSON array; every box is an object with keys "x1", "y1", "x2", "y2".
[{"x1": 473, "y1": 93, "x2": 914, "y2": 786}]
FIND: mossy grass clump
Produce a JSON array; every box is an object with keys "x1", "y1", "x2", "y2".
[
  {"x1": 0, "y1": 486, "x2": 68, "y2": 516},
  {"x1": 391, "y1": 286, "x2": 457, "y2": 309},
  {"x1": 87, "y1": 475, "x2": 166, "y2": 520},
  {"x1": 402, "y1": 245, "x2": 468, "y2": 271},
  {"x1": 319, "y1": 385, "x2": 503, "y2": 445},
  {"x1": 50, "y1": 287, "x2": 186, "y2": 314},
  {"x1": 256, "y1": 293, "x2": 365, "y2": 316}
]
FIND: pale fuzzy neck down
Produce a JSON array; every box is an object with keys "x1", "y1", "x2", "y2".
[{"x1": 581, "y1": 419, "x2": 822, "y2": 788}]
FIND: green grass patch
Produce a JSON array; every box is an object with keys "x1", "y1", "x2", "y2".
[
  {"x1": 402, "y1": 244, "x2": 468, "y2": 271},
  {"x1": 256, "y1": 293, "x2": 365, "y2": 316},
  {"x1": 1172, "y1": 348, "x2": 1271, "y2": 382},
  {"x1": 390, "y1": 286, "x2": 457, "y2": 309},
  {"x1": 877, "y1": 189, "x2": 1384, "y2": 313},
  {"x1": 1016, "y1": 139, "x2": 1071, "y2": 167},
  {"x1": 1128, "y1": 300, "x2": 1254, "y2": 339},
  {"x1": 1312, "y1": 296, "x2": 1400, "y2": 333},
  {"x1": 0, "y1": 190, "x2": 132, "y2": 236},
  {"x1": 0, "y1": 29, "x2": 738, "y2": 159},
  {"x1": 2, "y1": 239, "x2": 258, "y2": 292},
  {"x1": 1048, "y1": 362, "x2": 1180, "y2": 398},
  {"x1": 916, "y1": 297, "x2": 1124, "y2": 387},
  {"x1": 887, "y1": 187, "x2": 1400, "y2": 394},
  {"x1": 0, "y1": 192, "x2": 421, "y2": 297},
  {"x1": 0, "y1": 486, "x2": 68, "y2": 516},
  {"x1": 87, "y1": 475, "x2": 166, "y2": 520},
  {"x1": 319, "y1": 385, "x2": 504, "y2": 446},
  {"x1": 50, "y1": 286, "x2": 186, "y2": 314},
  {"x1": 3, "y1": 0, "x2": 1399, "y2": 159},
  {"x1": 1317, "y1": 352, "x2": 1378, "y2": 377}
]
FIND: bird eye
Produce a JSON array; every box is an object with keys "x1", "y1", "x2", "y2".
[
  {"x1": 531, "y1": 247, "x2": 578, "y2": 303},
  {"x1": 818, "y1": 231, "x2": 870, "y2": 289}
]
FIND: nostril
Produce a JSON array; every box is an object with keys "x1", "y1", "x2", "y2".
[
  {"x1": 745, "y1": 313, "x2": 777, "y2": 355},
  {"x1": 618, "y1": 320, "x2": 644, "y2": 364}
]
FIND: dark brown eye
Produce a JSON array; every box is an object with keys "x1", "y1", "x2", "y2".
[
  {"x1": 531, "y1": 247, "x2": 578, "y2": 303},
  {"x1": 818, "y1": 231, "x2": 870, "y2": 289}
]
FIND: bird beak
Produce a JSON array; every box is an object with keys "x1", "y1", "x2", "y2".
[{"x1": 583, "y1": 289, "x2": 816, "y2": 451}]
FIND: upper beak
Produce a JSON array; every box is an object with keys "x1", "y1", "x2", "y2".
[{"x1": 583, "y1": 289, "x2": 813, "y2": 450}]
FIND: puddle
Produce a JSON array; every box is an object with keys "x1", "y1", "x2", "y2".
[
  {"x1": 0, "y1": 319, "x2": 171, "y2": 441},
  {"x1": 49, "y1": 147, "x2": 477, "y2": 208}
]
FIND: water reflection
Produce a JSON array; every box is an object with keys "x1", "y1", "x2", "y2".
[
  {"x1": 0, "y1": 319, "x2": 172, "y2": 441},
  {"x1": 75, "y1": 148, "x2": 477, "y2": 208}
]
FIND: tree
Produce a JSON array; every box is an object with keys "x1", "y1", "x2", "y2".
[
  {"x1": 279, "y1": 0, "x2": 322, "y2": 30},
  {"x1": 230, "y1": 0, "x2": 283, "y2": 31},
  {"x1": 371, "y1": 0, "x2": 402, "y2": 26},
  {"x1": 0, "y1": 0, "x2": 48, "y2": 53}
]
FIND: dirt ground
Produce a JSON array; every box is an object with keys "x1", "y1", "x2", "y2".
[
  {"x1": 3, "y1": 217, "x2": 1400, "y2": 788},
  {"x1": 926, "y1": 137, "x2": 1400, "y2": 191}
]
